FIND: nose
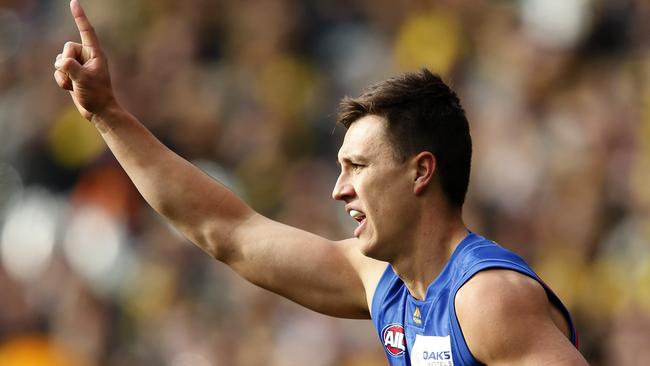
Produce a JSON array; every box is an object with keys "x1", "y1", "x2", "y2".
[{"x1": 332, "y1": 173, "x2": 356, "y2": 201}]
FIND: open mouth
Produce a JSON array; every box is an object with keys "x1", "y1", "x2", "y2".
[{"x1": 349, "y1": 209, "x2": 367, "y2": 237}]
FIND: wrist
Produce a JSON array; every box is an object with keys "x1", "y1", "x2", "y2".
[{"x1": 90, "y1": 100, "x2": 124, "y2": 134}]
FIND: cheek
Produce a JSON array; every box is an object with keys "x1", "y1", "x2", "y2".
[
  {"x1": 360, "y1": 166, "x2": 411, "y2": 214},
  {"x1": 381, "y1": 182, "x2": 414, "y2": 219},
  {"x1": 367, "y1": 183, "x2": 407, "y2": 217}
]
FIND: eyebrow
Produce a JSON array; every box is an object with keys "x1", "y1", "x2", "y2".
[{"x1": 336, "y1": 154, "x2": 366, "y2": 166}]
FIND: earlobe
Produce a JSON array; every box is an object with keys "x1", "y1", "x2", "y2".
[{"x1": 413, "y1": 152, "x2": 435, "y2": 195}]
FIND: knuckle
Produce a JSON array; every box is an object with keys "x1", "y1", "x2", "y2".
[
  {"x1": 64, "y1": 41, "x2": 80, "y2": 50},
  {"x1": 60, "y1": 58, "x2": 74, "y2": 71}
]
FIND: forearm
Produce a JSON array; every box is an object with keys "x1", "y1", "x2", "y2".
[{"x1": 92, "y1": 104, "x2": 252, "y2": 257}]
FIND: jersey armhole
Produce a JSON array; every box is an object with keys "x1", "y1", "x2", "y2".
[
  {"x1": 370, "y1": 263, "x2": 394, "y2": 321},
  {"x1": 448, "y1": 261, "x2": 579, "y2": 365}
]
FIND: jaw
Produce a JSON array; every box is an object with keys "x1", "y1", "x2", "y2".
[
  {"x1": 357, "y1": 217, "x2": 417, "y2": 263},
  {"x1": 357, "y1": 229, "x2": 395, "y2": 262},
  {"x1": 355, "y1": 222, "x2": 378, "y2": 258}
]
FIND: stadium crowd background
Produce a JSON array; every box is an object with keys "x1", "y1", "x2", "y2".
[{"x1": 0, "y1": 0, "x2": 649, "y2": 364}]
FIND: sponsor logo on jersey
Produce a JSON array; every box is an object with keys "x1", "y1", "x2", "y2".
[
  {"x1": 411, "y1": 335, "x2": 454, "y2": 366},
  {"x1": 423, "y1": 350, "x2": 452, "y2": 361},
  {"x1": 382, "y1": 323, "x2": 406, "y2": 356},
  {"x1": 413, "y1": 306, "x2": 422, "y2": 324}
]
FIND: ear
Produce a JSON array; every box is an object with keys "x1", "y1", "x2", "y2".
[{"x1": 412, "y1": 151, "x2": 436, "y2": 195}]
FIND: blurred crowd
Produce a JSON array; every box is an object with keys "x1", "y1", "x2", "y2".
[{"x1": 0, "y1": 0, "x2": 649, "y2": 364}]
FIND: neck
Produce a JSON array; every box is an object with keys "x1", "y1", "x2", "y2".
[{"x1": 390, "y1": 204, "x2": 468, "y2": 301}]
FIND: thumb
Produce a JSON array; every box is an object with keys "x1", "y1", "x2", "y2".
[{"x1": 55, "y1": 57, "x2": 83, "y2": 80}]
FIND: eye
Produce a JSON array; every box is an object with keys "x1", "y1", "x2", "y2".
[{"x1": 350, "y1": 163, "x2": 364, "y2": 172}]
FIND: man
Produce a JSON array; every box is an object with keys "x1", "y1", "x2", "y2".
[{"x1": 54, "y1": 1, "x2": 588, "y2": 364}]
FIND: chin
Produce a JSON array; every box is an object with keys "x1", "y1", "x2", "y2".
[
  {"x1": 357, "y1": 237, "x2": 374, "y2": 256},
  {"x1": 358, "y1": 237, "x2": 390, "y2": 261}
]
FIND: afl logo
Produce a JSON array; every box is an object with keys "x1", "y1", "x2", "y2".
[{"x1": 382, "y1": 323, "x2": 406, "y2": 356}]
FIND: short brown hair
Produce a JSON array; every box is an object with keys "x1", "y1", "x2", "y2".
[{"x1": 337, "y1": 68, "x2": 472, "y2": 207}]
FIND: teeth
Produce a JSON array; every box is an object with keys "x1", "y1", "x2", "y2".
[{"x1": 349, "y1": 210, "x2": 365, "y2": 219}]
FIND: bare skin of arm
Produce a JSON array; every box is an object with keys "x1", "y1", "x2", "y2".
[
  {"x1": 54, "y1": 0, "x2": 386, "y2": 319},
  {"x1": 455, "y1": 270, "x2": 589, "y2": 365}
]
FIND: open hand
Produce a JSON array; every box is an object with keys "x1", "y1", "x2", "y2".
[{"x1": 54, "y1": 0, "x2": 117, "y2": 122}]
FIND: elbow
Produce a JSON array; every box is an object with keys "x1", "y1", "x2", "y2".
[
  {"x1": 148, "y1": 206, "x2": 232, "y2": 262},
  {"x1": 150, "y1": 191, "x2": 253, "y2": 264},
  {"x1": 196, "y1": 216, "x2": 248, "y2": 264}
]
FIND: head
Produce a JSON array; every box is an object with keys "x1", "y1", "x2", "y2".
[{"x1": 332, "y1": 69, "x2": 471, "y2": 258}]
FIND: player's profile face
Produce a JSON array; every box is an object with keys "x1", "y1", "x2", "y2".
[{"x1": 333, "y1": 115, "x2": 417, "y2": 260}]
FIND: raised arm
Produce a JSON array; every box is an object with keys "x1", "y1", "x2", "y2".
[{"x1": 54, "y1": 0, "x2": 386, "y2": 318}]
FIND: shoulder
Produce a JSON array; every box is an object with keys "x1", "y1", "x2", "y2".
[
  {"x1": 455, "y1": 269, "x2": 586, "y2": 365},
  {"x1": 456, "y1": 269, "x2": 544, "y2": 310}
]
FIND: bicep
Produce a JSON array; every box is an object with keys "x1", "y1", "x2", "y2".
[
  {"x1": 455, "y1": 270, "x2": 588, "y2": 366},
  {"x1": 215, "y1": 213, "x2": 379, "y2": 319}
]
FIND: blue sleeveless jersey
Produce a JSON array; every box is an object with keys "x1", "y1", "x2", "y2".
[{"x1": 371, "y1": 232, "x2": 577, "y2": 366}]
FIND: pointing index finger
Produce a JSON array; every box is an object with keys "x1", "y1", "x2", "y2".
[{"x1": 70, "y1": 0, "x2": 100, "y2": 47}]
